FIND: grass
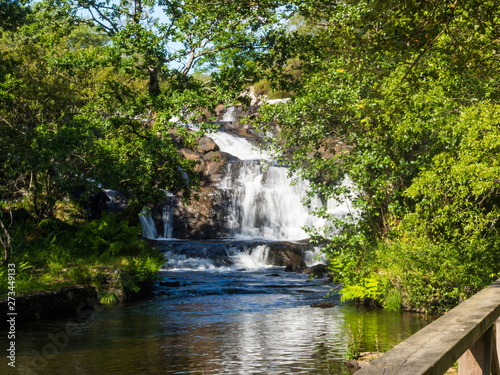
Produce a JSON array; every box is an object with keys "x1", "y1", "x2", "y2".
[
  {"x1": 345, "y1": 322, "x2": 363, "y2": 360},
  {"x1": 1, "y1": 212, "x2": 164, "y2": 302},
  {"x1": 2, "y1": 256, "x2": 134, "y2": 295}
]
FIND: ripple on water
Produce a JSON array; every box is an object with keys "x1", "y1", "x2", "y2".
[{"x1": 14, "y1": 269, "x2": 432, "y2": 374}]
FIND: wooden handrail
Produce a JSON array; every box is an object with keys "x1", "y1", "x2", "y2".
[{"x1": 356, "y1": 278, "x2": 500, "y2": 375}]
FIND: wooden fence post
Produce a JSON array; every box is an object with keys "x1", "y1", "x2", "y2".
[
  {"x1": 355, "y1": 279, "x2": 500, "y2": 375},
  {"x1": 493, "y1": 318, "x2": 500, "y2": 375},
  {"x1": 458, "y1": 324, "x2": 496, "y2": 375}
]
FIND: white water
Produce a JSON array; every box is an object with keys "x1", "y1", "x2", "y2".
[
  {"x1": 217, "y1": 161, "x2": 351, "y2": 241},
  {"x1": 140, "y1": 191, "x2": 175, "y2": 239},
  {"x1": 221, "y1": 106, "x2": 237, "y2": 122},
  {"x1": 209, "y1": 131, "x2": 273, "y2": 161},
  {"x1": 231, "y1": 244, "x2": 271, "y2": 268},
  {"x1": 140, "y1": 209, "x2": 158, "y2": 239},
  {"x1": 207, "y1": 130, "x2": 353, "y2": 241},
  {"x1": 162, "y1": 244, "x2": 271, "y2": 271}
]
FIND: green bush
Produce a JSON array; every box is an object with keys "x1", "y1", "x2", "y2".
[
  {"x1": 74, "y1": 213, "x2": 144, "y2": 258},
  {"x1": 2, "y1": 212, "x2": 164, "y2": 295},
  {"x1": 122, "y1": 255, "x2": 163, "y2": 294}
]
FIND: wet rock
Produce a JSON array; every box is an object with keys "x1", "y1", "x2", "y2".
[
  {"x1": 266, "y1": 242, "x2": 312, "y2": 268},
  {"x1": 310, "y1": 301, "x2": 335, "y2": 308},
  {"x1": 197, "y1": 137, "x2": 218, "y2": 154},
  {"x1": 200, "y1": 151, "x2": 238, "y2": 186},
  {"x1": 172, "y1": 187, "x2": 230, "y2": 239},
  {"x1": 158, "y1": 240, "x2": 236, "y2": 267},
  {"x1": 301, "y1": 264, "x2": 328, "y2": 279}
]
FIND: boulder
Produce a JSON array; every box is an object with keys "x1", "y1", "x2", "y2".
[
  {"x1": 197, "y1": 137, "x2": 219, "y2": 153},
  {"x1": 266, "y1": 242, "x2": 313, "y2": 268},
  {"x1": 300, "y1": 264, "x2": 328, "y2": 279},
  {"x1": 172, "y1": 187, "x2": 230, "y2": 239},
  {"x1": 180, "y1": 148, "x2": 202, "y2": 161}
]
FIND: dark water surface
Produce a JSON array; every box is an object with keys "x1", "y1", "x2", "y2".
[{"x1": 14, "y1": 268, "x2": 432, "y2": 375}]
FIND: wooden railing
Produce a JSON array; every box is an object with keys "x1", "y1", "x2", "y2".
[{"x1": 356, "y1": 278, "x2": 500, "y2": 375}]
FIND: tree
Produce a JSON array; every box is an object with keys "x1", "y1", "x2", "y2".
[
  {"x1": 254, "y1": 0, "x2": 500, "y2": 310},
  {"x1": 0, "y1": 0, "x2": 30, "y2": 32},
  {"x1": 0, "y1": 1, "x2": 288, "y2": 262}
]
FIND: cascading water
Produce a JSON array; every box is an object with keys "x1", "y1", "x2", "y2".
[
  {"x1": 221, "y1": 105, "x2": 237, "y2": 122},
  {"x1": 218, "y1": 160, "x2": 348, "y2": 240},
  {"x1": 211, "y1": 131, "x2": 351, "y2": 241},
  {"x1": 140, "y1": 191, "x2": 176, "y2": 239},
  {"x1": 146, "y1": 129, "x2": 353, "y2": 270},
  {"x1": 208, "y1": 130, "x2": 272, "y2": 161}
]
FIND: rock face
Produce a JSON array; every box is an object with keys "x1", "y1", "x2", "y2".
[
  {"x1": 172, "y1": 186, "x2": 230, "y2": 239},
  {"x1": 198, "y1": 151, "x2": 237, "y2": 186},
  {"x1": 266, "y1": 242, "x2": 310, "y2": 268},
  {"x1": 197, "y1": 137, "x2": 218, "y2": 153}
]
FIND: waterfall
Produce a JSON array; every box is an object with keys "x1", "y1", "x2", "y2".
[
  {"x1": 208, "y1": 131, "x2": 272, "y2": 161},
  {"x1": 161, "y1": 191, "x2": 175, "y2": 238},
  {"x1": 232, "y1": 245, "x2": 270, "y2": 268},
  {"x1": 217, "y1": 161, "x2": 347, "y2": 240},
  {"x1": 208, "y1": 131, "x2": 351, "y2": 241},
  {"x1": 140, "y1": 209, "x2": 158, "y2": 239},
  {"x1": 221, "y1": 106, "x2": 237, "y2": 122},
  {"x1": 140, "y1": 191, "x2": 176, "y2": 240}
]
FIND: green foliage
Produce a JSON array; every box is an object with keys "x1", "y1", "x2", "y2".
[
  {"x1": 98, "y1": 290, "x2": 120, "y2": 305},
  {"x1": 254, "y1": 0, "x2": 500, "y2": 311},
  {"x1": 122, "y1": 256, "x2": 163, "y2": 294},
  {"x1": 345, "y1": 322, "x2": 363, "y2": 360},
  {"x1": 341, "y1": 276, "x2": 383, "y2": 303},
  {"x1": 0, "y1": 0, "x2": 30, "y2": 32},
  {"x1": 0, "y1": 211, "x2": 163, "y2": 296},
  {"x1": 74, "y1": 213, "x2": 143, "y2": 258},
  {"x1": 383, "y1": 289, "x2": 402, "y2": 312}
]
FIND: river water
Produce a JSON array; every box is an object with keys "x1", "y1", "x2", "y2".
[
  {"x1": 13, "y1": 127, "x2": 432, "y2": 374},
  {"x1": 14, "y1": 253, "x2": 432, "y2": 375}
]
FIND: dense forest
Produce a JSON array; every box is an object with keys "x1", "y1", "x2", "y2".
[{"x1": 1, "y1": 0, "x2": 500, "y2": 312}]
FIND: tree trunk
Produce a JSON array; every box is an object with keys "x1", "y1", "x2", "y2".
[
  {"x1": 148, "y1": 65, "x2": 160, "y2": 97},
  {"x1": 0, "y1": 215, "x2": 12, "y2": 264}
]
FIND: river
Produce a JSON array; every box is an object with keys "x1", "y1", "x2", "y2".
[
  {"x1": 15, "y1": 258, "x2": 431, "y2": 374},
  {"x1": 14, "y1": 124, "x2": 432, "y2": 374}
]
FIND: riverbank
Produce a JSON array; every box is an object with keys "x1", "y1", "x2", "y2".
[{"x1": 0, "y1": 261, "x2": 161, "y2": 326}]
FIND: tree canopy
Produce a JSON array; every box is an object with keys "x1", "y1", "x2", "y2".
[
  {"x1": 255, "y1": 0, "x2": 500, "y2": 311},
  {"x1": 0, "y1": 0, "x2": 288, "y2": 262}
]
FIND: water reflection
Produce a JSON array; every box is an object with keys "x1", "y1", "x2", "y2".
[{"x1": 14, "y1": 270, "x2": 431, "y2": 374}]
